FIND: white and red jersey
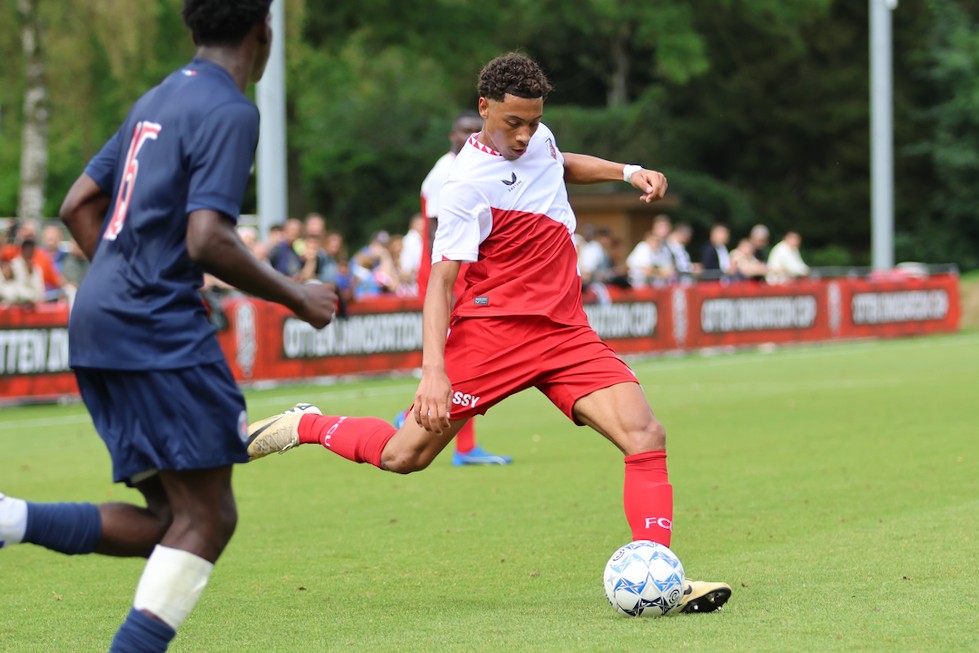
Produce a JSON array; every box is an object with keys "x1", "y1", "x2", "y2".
[{"x1": 433, "y1": 124, "x2": 587, "y2": 326}]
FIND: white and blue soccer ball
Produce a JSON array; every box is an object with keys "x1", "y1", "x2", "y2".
[{"x1": 603, "y1": 540, "x2": 685, "y2": 617}]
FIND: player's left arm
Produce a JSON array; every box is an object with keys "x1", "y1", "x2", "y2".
[{"x1": 563, "y1": 153, "x2": 668, "y2": 203}]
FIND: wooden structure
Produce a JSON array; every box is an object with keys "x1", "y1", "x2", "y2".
[{"x1": 569, "y1": 189, "x2": 681, "y2": 250}]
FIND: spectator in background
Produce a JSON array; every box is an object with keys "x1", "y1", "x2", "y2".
[
  {"x1": 266, "y1": 223, "x2": 284, "y2": 251},
  {"x1": 298, "y1": 234, "x2": 328, "y2": 283},
  {"x1": 399, "y1": 214, "x2": 425, "y2": 293},
  {"x1": 304, "y1": 213, "x2": 326, "y2": 240},
  {"x1": 730, "y1": 238, "x2": 768, "y2": 281},
  {"x1": 626, "y1": 214, "x2": 675, "y2": 287},
  {"x1": 700, "y1": 223, "x2": 732, "y2": 280},
  {"x1": 6, "y1": 238, "x2": 45, "y2": 305},
  {"x1": 42, "y1": 224, "x2": 69, "y2": 273},
  {"x1": 1, "y1": 249, "x2": 36, "y2": 305},
  {"x1": 749, "y1": 224, "x2": 770, "y2": 262},
  {"x1": 16, "y1": 221, "x2": 65, "y2": 300},
  {"x1": 665, "y1": 221, "x2": 698, "y2": 283},
  {"x1": 295, "y1": 213, "x2": 326, "y2": 259},
  {"x1": 577, "y1": 224, "x2": 608, "y2": 286},
  {"x1": 61, "y1": 239, "x2": 91, "y2": 291},
  {"x1": 317, "y1": 231, "x2": 345, "y2": 285},
  {"x1": 352, "y1": 230, "x2": 399, "y2": 299},
  {"x1": 766, "y1": 231, "x2": 810, "y2": 284},
  {"x1": 269, "y1": 217, "x2": 304, "y2": 279}
]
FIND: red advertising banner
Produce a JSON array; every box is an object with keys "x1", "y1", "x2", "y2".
[
  {"x1": 833, "y1": 274, "x2": 960, "y2": 339},
  {"x1": 683, "y1": 281, "x2": 832, "y2": 349},
  {"x1": 0, "y1": 274, "x2": 961, "y2": 403},
  {"x1": 215, "y1": 295, "x2": 425, "y2": 382},
  {"x1": 0, "y1": 304, "x2": 77, "y2": 402},
  {"x1": 583, "y1": 287, "x2": 676, "y2": 354}
]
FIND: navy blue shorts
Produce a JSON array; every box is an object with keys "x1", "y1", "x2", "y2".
[{"x1": 75, "y1": 362, "x2": 249, "y2": 484}]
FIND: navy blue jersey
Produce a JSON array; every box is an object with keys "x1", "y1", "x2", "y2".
[{"x1": 70, "y1": 59, "x2": 259, "y2": 370}]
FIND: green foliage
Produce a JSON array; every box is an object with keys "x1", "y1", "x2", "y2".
[
  {"x1": 896, "y1": 0, "x2": 979, "y2": 269},
  {"x1": 806, "y1": 243, "x2": 855, "y2": 267},
  {"x1": 1, "y1": 0, "x2": 979, "y2": 267}
]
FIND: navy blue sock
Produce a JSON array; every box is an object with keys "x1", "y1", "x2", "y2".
[
  {"x1": 24, "y1": 501, "x2": 102, "y2": 555},
  {"x1": 109, "y1": 608, "x2": 176, "y2": 653}
]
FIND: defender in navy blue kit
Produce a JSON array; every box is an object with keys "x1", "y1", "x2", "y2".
[{"x1": 0, "y1": 2, "x2": 337, "y2": 652}]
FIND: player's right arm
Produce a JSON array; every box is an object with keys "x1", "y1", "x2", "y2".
[
  {"x1": 414, "y1": 258, "x2": 458, "y2": 434},
  {"x1": 185, "y1": 102, "x2": 336, "y2": 329},
  {"x1": 186, "y1": 212, "x2": 336, "y2": 329},
  {"x1": 60, "y1": 175, "x2": 110, "y2": 261},
  {"x1": 60, "y1": 131, "x2": 121, "y2": 260}
]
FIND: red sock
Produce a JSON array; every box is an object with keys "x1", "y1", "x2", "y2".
[
  {"x1": 297, "y1": 414, "x2": 396, "y2": 468},
  {"x1": 623, "y1": 450, "x2": 673, "y2": 547},
  {"x1": 455, "y1": 419, "x2": 476, "y2": 454}
]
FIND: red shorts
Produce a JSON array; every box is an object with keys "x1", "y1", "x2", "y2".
[{"x1": 443, "y1": 315, "x2": 638, "y2": 423}]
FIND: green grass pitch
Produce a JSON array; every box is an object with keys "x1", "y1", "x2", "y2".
[{"x1": 1, "y1": 333, "x2": 977, "y2": 652}]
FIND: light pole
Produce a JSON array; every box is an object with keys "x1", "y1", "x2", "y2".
[
  {"x1": 870, "y1": 0, "x2": 897, "y2": 270},
  {"x1": 256, "y1": 1, "x2": 288, "y2": 239}
]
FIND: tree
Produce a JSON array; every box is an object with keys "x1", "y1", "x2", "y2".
[{"x1": 15, "y1": 0, "x2": 47, "y2": 223}]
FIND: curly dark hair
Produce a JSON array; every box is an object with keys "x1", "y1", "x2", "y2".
[
  {"x1": 182, "y1": 0, "x2": 272, "y2": 46},
  {"x1": 477, "y1": 53, "x2": 553, "y2": 102}
]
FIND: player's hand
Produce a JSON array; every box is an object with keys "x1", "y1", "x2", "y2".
[
  {"x1": 296, "y1": 281, "x2": 338, "y2": 329},
  {"x1": 414, "y1": 368, "x2": 453, "y2": 435},
  {"x1": 630, "y1": 169, "x2": 668, "y2": 203}
]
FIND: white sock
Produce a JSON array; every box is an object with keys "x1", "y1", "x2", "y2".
[
  {"x1": 0, "y1": 494, "x2": 28, "y2": 547},
  {"x1": 132, "y1": 545, "x2": 214, "y2": 630}
]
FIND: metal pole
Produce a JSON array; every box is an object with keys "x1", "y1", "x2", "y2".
[
  {"x1": 870, "y1": 0, "x2": 895, "y2": 270},
  {"x1": 256, "y1": 0, "x2": 288, "y2": 240}
]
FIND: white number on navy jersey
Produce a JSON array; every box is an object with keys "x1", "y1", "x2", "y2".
[{"x1": 103, "y1": 121, "x2": 162, "y2": 241}]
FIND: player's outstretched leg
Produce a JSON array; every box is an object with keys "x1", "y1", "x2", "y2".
[
  {"x1": 0, "y1": 478, "x2": 170, "y2": 557},
  {"x1": 248, "y1": 403, "x2": 463, "y2": 472},
  {"x1": 394, "y1": 412, "x2": 512, "y2": 466}
]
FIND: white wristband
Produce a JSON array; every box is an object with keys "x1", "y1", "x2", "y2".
[{"x1": 622, "y1": 164, "x2": 642, "y2": 183}]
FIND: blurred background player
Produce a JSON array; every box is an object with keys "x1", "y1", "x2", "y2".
[
  {"x1": 0, "y1": 2, "x2": 337, "y2": 652},
  {"x1": 406, "y1": 110, "x2": 512, "y2": 466},
  {"x1": 247, "y1": 52, "x2": 730, "y2": 615}
]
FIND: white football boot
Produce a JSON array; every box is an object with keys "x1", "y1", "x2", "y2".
[{"x1": 245, "y1": 403, "x2": 322, "y2": 460}]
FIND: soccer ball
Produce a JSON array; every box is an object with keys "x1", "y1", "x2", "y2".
[{"x1": 603, "y1": 540, "x2": 685, "y2": 617}]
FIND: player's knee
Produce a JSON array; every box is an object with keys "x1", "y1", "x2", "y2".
[
  {"x1": 169, "y1": 499, "x2": 237, "y2": 550},
  {"x1": 627, "y1": 418, "x2": 666, "y2": 454},
  {"x1": 381, "y1": 449, "x2": 433, "y2": 474}
]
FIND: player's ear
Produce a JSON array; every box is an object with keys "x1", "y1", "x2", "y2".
[{"x1": 477, "y1": 97, "x2": 490, "y2": 120}]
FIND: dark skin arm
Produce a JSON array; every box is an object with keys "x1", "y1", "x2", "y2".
[
  {"x1": 187, "y1": 210, "x2": 336, "y2": 329},
  {"x1": 60, "y1": 171, "x2": 336, "y2": 328},
  {"x1": 59, "y1": 173, "x2": 111, "y2": 261}
]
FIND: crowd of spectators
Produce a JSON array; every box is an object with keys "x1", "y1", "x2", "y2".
[
  {"x1": 579, "y1": 215, "x2": 810, "y2": 295},
  {"x1": 1, "y1": 211, "x2": 811, "y2": 311},
  {"x1": 0, "y1": 218, "x2": 88, "y2": 307}
]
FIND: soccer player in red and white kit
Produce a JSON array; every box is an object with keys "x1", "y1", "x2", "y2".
[
  {"x1": 405, "y1": 110, "x2": 513, "y2": 466},
  {"x1": 247, "y1": 52, "x2": 731, "y2": 614}
]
